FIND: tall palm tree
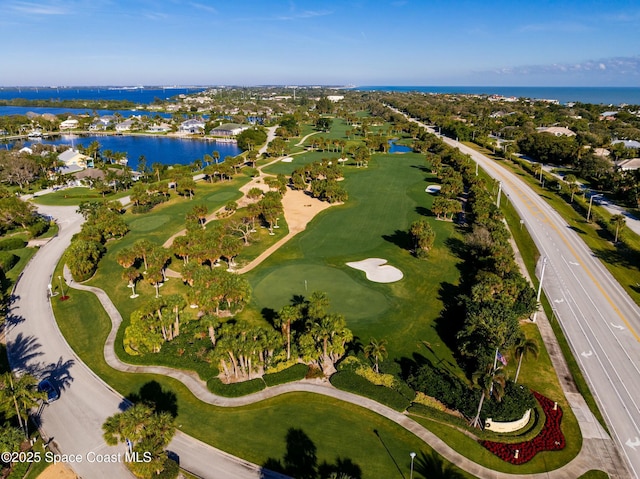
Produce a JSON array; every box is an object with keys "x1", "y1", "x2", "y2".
[
  {"x1": 470, "y1": 363, "x2": 506, "y2": 429},
  {"x1": 513, "y1": 336, "x2": 539, "y2": 383},
  {"x1": 611, "y1": 214, "x2": 626, "y2": 243},
  {"x1": 1, "y1": 372, "x2": 46, "y2": 438},
  {"x1": 277, "y1": 305, "x2": 301, "y2": 360},
  {"x1": 364, "y1": 338, "x2": 388, "y2": 373}
]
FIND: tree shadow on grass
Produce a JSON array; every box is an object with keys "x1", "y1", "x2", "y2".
[
  {"x1": 382, "y1": 229, "x2": 413, "y2": 251},
  {"x1": 126, "y1": 380, "x2": 178, "y2": 417},
  {"x1": 261, "y1": 428, "x2": 363, "y2": 479}
]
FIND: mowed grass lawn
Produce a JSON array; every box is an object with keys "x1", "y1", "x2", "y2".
[
  {"x1": 244, "y1": 152, "x2": 461, "y2": 362},
  {"x1": 53, "y1": 288, "x2": 472, "y2": 479}
]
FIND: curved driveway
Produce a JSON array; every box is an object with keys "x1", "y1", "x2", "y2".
[{"x1": 5, "y1": 204, "x2": 270, "y2": 479}]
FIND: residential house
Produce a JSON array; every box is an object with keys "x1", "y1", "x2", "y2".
[
  {"x1": 210, "y1": 123, "x2": 249, "y2": 137},
  {"x1": 179, "y1": 118, "x2": 206, "y2": 134},
  {"x1": 536, "y1": 126, "x2": 576, "y2": 137},
  {"x1": 612, "y1": 139, "x2": 640, "y2": 149},
  {"x1": 147, "y1": 122, "x2": 172, "y2": 133},
  {"x1": 115, "y1": 118, "x2": 137, "y2": 132},
  {"x1": 60, "y1": 118, "x2": 79, "y2": 130},
  {"x1": 616, "y1": 158, "x2": 640, "y2": 171},
  {"x1": 57, "y1": 148, "x2": 91, "y2": 174}
]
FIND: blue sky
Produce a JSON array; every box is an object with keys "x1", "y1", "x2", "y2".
[{"x1": 2, "y1": 0, "x2": 639, "y2": 86}]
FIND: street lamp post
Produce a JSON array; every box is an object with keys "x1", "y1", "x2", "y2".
[
  {"x1": 410, "y1": 452, "x2": 416, "y2": 479},
  {"x1": 587, "y1": 193, "x2": 602, "y2": 222},
  {"x1": 532, "y1": 257, "x2": 548, "y2": 322}
]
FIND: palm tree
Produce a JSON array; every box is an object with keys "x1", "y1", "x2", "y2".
[
  {"x1": 470, "y1": 363, "x2": 506, "y2": 429},
  {"x1": 611, "y1": 214, "x2": 626, "y2": 243},
  {"x1": 277, "y1": 305, "x2": 301, "y2": 360},
  {"x1": 122, "y1": 267, "x2": 141, "y2": 298},
  {"x1": 534, "y1": 163, "x2": 543, "y2": 183},
  {"x1": 1, "y1": 372, "x2": 46, "y2": 438},
  {"x1": 414, "y1": 450, "x2": 465, "y2": 479},
  {"x1": 564, "y1": 174, "x2": 580, "y2": 202},
  {"x1": 103, "y1": 403, "x2": 176, "y2": 476},
  {"x1": 512, "y1": 337, "x2": 539, "y2": 383},
  {"x1": 364, "y1": 338, "x2": 388, "y2": 373}
]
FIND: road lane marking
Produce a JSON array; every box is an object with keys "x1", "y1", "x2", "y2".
[
  {"x1": 499, "y1": 170, "x2": 640, "y2": 343},
  {"x1": 626, "y1": 437, "x2": 640, "y2": 450},
  {"x1": 581, "y1": 350, "x2": 593, "y2": 358}
]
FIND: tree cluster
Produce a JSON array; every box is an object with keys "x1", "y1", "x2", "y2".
[{"x1": 66, "y1": 201, "x2": 128, "y2": 281}]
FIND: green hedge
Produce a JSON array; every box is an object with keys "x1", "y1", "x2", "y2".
[
  {"x1": 0, "y1": 252, "x2": 19, "y2": 272},
  {"x1": 0, "y1": 238, "x2": 27, "y2": 251},
  {"x1": 207, "y1": 377, "x2": 265, "y2": 397},
  {"x1": 408, "y1": 402, "x2": 544, "y2": 443},
  {"x1": 264, "y1": 363, "x2": 308, "y2": 387},
  {"x1": 330, "y1": 371, "x2": 411, "y2": 412}
]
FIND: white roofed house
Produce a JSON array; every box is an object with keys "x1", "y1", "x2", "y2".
[
  {"x1": 89, "y1": 115, "x2": 113, "y2": 131},
  {"x1": 210, "y1": 123, "x2": 249, "y2": 137},
  {"x1": 60, "y1": 118, "x2": 79, "y2": 130},
  {"x1": 57, "y1": 148, "x2": 91, "y2": 175},
  {"x1": 147, "y1": 122, "x2": 172, "y2": 133},
  {"x1": 535, "y1": 126, "x2": 576, "y2": 137},
  {"x1": 115, "y1": 118, "x2": 136, "y2": 132},
  {"x1": 179, "y1": 118, "x2": 206, "y2": 134}
]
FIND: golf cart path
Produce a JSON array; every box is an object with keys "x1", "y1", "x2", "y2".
[{"x1": 61, "y1": 240, "x2": 619, "y2": 478}]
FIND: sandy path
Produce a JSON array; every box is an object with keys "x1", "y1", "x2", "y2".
[
  {"x1": 235, "y1": 190, "x2": 337, "y2": 274},
  {"x1": 163, "y1": 129, "x2": 337, "y2": 275}
]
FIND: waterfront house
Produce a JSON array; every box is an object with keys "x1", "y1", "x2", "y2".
[
  {"x1": 116, "y1": 118, "x2": 137, "y2": 132},
  {"x1": 179, "y1": 118, "x2": 206, "y2": 134},
  {"x1": 60, "y1": 118, "x2": 79, "y2": 130},
  {"x1": 210, "y1": 123, "x2": 249, "y2": 137},
  {"x1": 147, "y1": 122, "x2": 172, "y2": 133},
  {"x1": 89, "y1": 115, "x2": 113, "y2": 131}
]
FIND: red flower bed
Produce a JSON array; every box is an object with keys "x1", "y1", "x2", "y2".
[{"x1": 480, "y1": 391, "x2": 565, "y2": 464}]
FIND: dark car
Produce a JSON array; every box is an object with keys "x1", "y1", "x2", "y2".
[{"x1": 38, "y1": 378, "x2": 60, "y2": 403}]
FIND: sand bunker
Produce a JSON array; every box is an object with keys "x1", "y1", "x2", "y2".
[
  {"x1": 426, "y1": 185, "x2": 441, "y2": 193},
  {"x1": 346, "y1": 258, "x2": 403, "y2": 283},
  {"x1": 281, "y1": 157, "x2": 294, "y2": 163}
]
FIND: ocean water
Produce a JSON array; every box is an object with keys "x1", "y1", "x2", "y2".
[
  {"x1": 356, "y1": 86, "x2": 640, "y2": 106},
  {"x1": 0, "y1": 86, "x2": 206, "y2": 104},
  {"x1": 2, "y1": 85, "x2": 639, "y2": 106}
]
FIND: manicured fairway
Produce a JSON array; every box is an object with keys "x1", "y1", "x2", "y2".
[{"x1": 245, "y1": 153, "x2": 462, "y2": 361}]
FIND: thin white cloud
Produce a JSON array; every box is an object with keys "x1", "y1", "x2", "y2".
[
  {"x1": 489, "y1": 56, "x2": 640, "y2": 77},
  {"x1": 276, "y1": 10, "x2": 333, "y2": 21},
  {"x1": 518, "y1": 21, "x2": 590, "y2": 33},
  {"x1": 189, "y1": 2, "x2": 218, "y2": 15},
  {"x1": 7, "y1": 1, "x2": 67, "y2": 15}
]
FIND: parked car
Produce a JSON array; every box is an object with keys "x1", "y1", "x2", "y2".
[{"x1": 38, "y1": 378, "x2": 60, "y2": 403}]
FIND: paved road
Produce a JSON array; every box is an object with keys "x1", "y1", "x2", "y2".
[
  {"x1": 394, "y1": 111, "x2": 640, "y2": 477},
  {"x1": 6, "y1": 205, "x2": 130, "y2": 478},
  {"x1": 5, "y1": 204, "x2": 270, "y2": 478}
]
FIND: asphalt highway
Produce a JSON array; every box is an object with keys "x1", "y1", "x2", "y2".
[{"x1": 438, "y1": 130, "x2": 640, "y2": 477}]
